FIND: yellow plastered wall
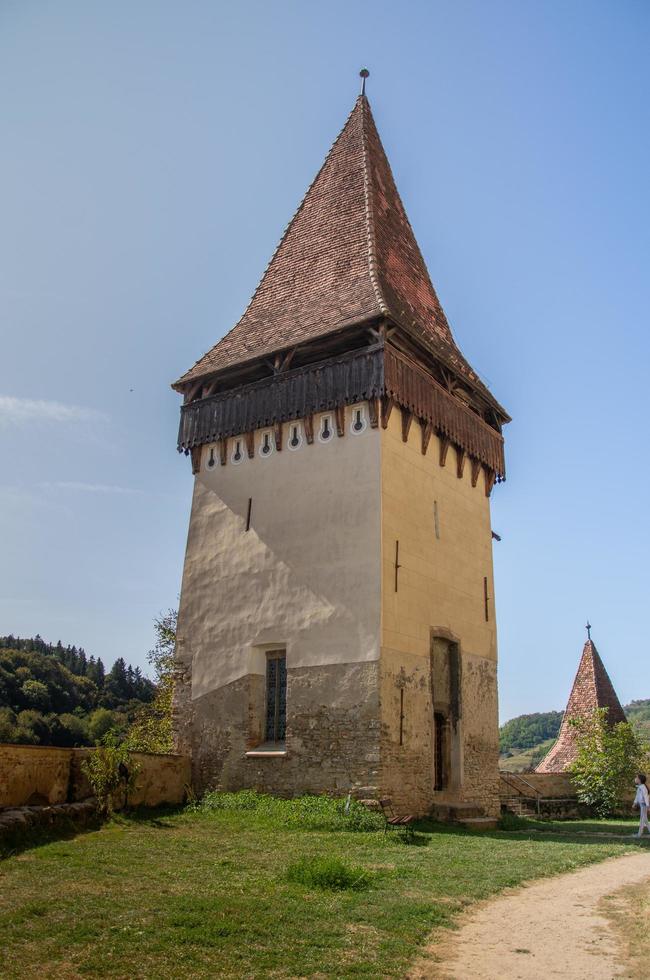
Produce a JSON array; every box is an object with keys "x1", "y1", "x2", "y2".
[
  {"x1": 381, "y1": 408, "x2": 497, "y2": 660},
  {"x1": 380, "y1": 408, "x2": 500, "y2": 815}
]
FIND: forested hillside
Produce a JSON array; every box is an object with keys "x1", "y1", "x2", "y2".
[{"x1": 0, "y1": 634, "x2": 155, "y2": 747}]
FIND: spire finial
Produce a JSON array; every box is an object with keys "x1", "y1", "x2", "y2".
[
  {"x1": 586, "y1": 620, "x2": 592, "y2": 641},
  {"x1": 359, "y1": 68, "x2": 369, "y2": 96}
]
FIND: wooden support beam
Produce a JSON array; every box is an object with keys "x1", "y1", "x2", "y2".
[
  {"x1": 470, "y1": 458, "x2": 481, "y2": 488},
  {"x1": 219, "y1": 438, "x2": 228, "y2": 466},
  {"x1": 245, "y1": 431, "x2": 255, "y2": 459},
  {"x1": 334, "y1": 405, "x2": 345, "y2": 437},
  {"x1": 400, "y1": 408, "x2": 413, "y2": 443},
  {"x1": 274, "y1": 421, "x2": 283, "y2": 451},
  {"x1": 380, "y1": 396, "x2": 394, "y2": 429},
  {"x1": 367, "y1": 398, "x2": 380, "y2": 429},
  {"x1": 456, "y1": 447, "x2": 466, "y2": 479},
  {"x1": 439, "y1": 436, "x2": 450, "y2": 468},
  {"x1": 203, "y1": 380, "x2": 219, "y2": 398},
  {"x1": 190, "y1": 447, "x2": 202, "y2": 474},
  {"x1": 304, "y1": 414, "x2": 314, "y2": 444},
  {"x1": 484, "y1": 466, "x2": 496, "y2": 497},
  {"x1": 420, "y1": 421, "x2": 433, "y2": 456},
  {"x1": 185, "y1": 381, "x2": 203, "y2": 403}
]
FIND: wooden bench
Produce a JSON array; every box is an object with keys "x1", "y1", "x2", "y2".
[{"x1": 379, "y1": 798, "x2": 416, "y2": 840}]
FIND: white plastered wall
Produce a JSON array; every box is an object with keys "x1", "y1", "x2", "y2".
[{"x1": 176, "y1": 405, "x2": 382, "y2": 702}]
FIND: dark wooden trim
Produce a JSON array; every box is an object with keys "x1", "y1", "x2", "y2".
[
  {"x1": 420, "y1": 420, "x2": 433, "y2": 456},
  {"x1": 456, "y1": 447, "x2": 466, "y2": 479},
  {"x1": 274, "y1": 421, "x2": 283, "y2": 451},
  {"x1": 334, "y1": 405, "x2": 345, "y2": 437},
  {"x1": 190, "y1": 446, "x2": 202, "y2": 474},
  {"x1": 219, "y1": 438, "x2": 228, "y2": 466},
  {"x1": 470, "y1": 458, "x2": 481, "y2": 487},
  {"x1": 400, "y1": 407, "x2": 413, "y2": 443},
  {"x1": 245, "y1": 431, "x2": 255, "y2": 459},
  {"x1": 381, "y1": 395, "x2": 394, "y2": 429},
  {"x1": 367, "y1": 397, "x2": 380, "y2": 428},
  {"x1": 439, "y1": 437, "x2": 450, "y2": 468}
]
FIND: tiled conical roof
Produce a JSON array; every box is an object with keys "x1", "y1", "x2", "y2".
[
  {"x1": 536, "y1": 639, "x2": 627, "y2": 773},
  {"x1": 175, "y1": 95, "x2": 503, "y2": 415}
]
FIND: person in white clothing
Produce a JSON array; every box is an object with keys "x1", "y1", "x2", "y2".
[{"x1": 632, "y1": 773, "x2": 649, "y2": 838}]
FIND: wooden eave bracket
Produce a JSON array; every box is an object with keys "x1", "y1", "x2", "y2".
[
  {"x1": 439, "y1": 436, "x2": 450, "y2": 468},
  {"x1": 367, "y1": 397, "x2": 380, "y2": 428},
  {"x1": 381, "y1": 396, "x2": 394, "y2": 429},
  {"x1": 334, "y1": 405, "x2": 345, "y2": 437},
  {"x1": 190, "y1": 446, "x2": 202, "y2": 474},
  {"x1": 400, "y1": 407, "x2": 413, "y2": 443},
  {"x1": 470, "y1": 458, "x2": 481, "y2": 488},
  {"x1": 419, "y1": 420, "x2": 433, "y2": 456},
  {"x1": 484, "y1": 466, "x2": 496, "y2": 497},
  {"x1": 304, "y1": 414, "x2": 314, "y2": 444},
  {"x1": 245, "y1": 431, "x2": 255, "y2": 459},
  {"x1": 219, "y1": 438, "x2": 228, "y2": 466},
  {"x1": 456, "y1": 447, "x2": 466, "y2": 479},
  {"x1": 274, "y1": 421, "x2": 283, "y2": 451}
]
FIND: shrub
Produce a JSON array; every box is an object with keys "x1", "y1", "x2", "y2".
[
  {"x1": 285, "y1": 856, "x2": 371, "y2": 891},
  {"x1": 569, "y1": 708, "x2": 650, "y2": 817},
  {"x1": 81, "y1": 734, "x2": 140, "y2": 816},
  {"x1": 497, "y1": 811, "x2": 531, "y2": 831},
  {"x1": 195, "y1": 790, "x2": 383, "y2": 832}
]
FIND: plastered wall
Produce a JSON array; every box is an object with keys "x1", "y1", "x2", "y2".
[
  {"x1": 379, "y1": 409, "x2": 500, "y2": 815},
  {"x1": 0, "y1": 744, "x2": 191, "y2": 810}
]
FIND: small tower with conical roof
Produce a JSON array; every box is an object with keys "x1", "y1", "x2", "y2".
[
  {"x1": 536, "y1": 629, "x2": 626, "y2": 773},
  {"x1": 172, "y1": 77, "x2": 510, "y2": 816}
]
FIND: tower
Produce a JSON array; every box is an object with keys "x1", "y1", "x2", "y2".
[
  {"x1": 172, "y1": 82, "x2": 510, "y2": 816},
  {"x1": 536, "y1": 630, "x2": 626, "y2": 773}
]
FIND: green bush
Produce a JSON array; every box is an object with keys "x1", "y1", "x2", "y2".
[
  {"x1": 81, "y1": 734, "x2": 140, "y2": 816},
  {"x1": 285, "y1": 856, "x2": 371, "y2": 891},
  {"x1": 195, "y1": 790, "x2": 384, "y2": 832}
]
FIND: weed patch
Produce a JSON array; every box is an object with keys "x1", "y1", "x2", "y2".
[{"x1": 285, "y1": 855, "x2": 372, "y2": 891}]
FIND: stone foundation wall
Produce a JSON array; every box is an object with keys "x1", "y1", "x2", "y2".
[
  {"x1": 0, "y1": 744, "x2": 191, "y2": 811},
  {"x1": 460, "y1": 655, "x2": 500, "y2": 817},
  {"x1": 379, "y1": 650, "x2": 433, "y2": 816},
  {"x1": 180, "y1": 661, "x2": 381, "y2": 799}
]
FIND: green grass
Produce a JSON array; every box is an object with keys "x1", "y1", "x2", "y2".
[{"x1": 0, "y1": 795, "x2": 645, "y2": 979}]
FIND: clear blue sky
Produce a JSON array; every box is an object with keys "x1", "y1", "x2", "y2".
[{"x1": 1, "y1": 1, "x2": 648, "y2": 722}]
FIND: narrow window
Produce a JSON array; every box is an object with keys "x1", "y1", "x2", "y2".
[
  {"x1": 394, "y1": 540, "x2": 401, "y2": 592},
  {"x1": 483, "y1": 576, "x2": 489, "y2": 621},
  {"x1": 233, "y1": 440, "x2": 242, "y2": 462},
  {"x1": 319, "y1": 415, "x2": 332, "y2": 442},
  {"x1": 290, "y1": 425, "x2": 300, "y2": 448},
  {"x1": 245, "y1": 497, "x2": 252, "y2": 532},
  {"x1": 261, "y1": 432, "x2": 272, "y2": 456},
  {"x1": 207, "y1": 446, "x2": 216, "y2": 468},
  {"x1": 399, "y1": 688, "x2": 404, "y2": 746},
  {"x1": 433, "y1": 500, "x2": 440, "y2": 539},
  {"x1": 265, "y1": 651, "x2": 287, "y2": 743},
  {"x1": 434, "y1": 711, "x2": 447, "y2": 791}
]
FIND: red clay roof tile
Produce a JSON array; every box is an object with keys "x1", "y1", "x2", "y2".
[{"x1": 175, "y1": 95, "x2": 499, "y2": 410}]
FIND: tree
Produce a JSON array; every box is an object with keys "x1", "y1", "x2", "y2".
[
  {"x1": 126, "y1": 610, "x2": 177, "y2": 754},
  {"x1": 569, "y1": 708, "x2": 650, "y2": 817},
  {"x1": 88, "y1": 707, "x2": 121, "y2": 745}
]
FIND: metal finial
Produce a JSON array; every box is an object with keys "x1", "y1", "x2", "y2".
[
  {"x1": 359, "y1": 68, "x2": 369, "y2": 96},
  {"x1": 586, "y1": 620, "x2": 592, "y2": 641}
]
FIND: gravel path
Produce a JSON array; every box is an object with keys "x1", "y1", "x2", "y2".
[{"x1": 411, "y1": 850, "x2": 650, "y2": 980}]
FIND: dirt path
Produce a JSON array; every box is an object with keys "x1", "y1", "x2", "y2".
[{"x1": 411, "y1": 850, "x2": 650, "y2": 980}]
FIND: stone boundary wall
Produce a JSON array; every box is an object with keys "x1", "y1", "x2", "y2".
[
  {"x1": 0, "y1": 743, "x2": 191, "y2": 811},
  {"x1": 500, "y1": 771, "x2": 577, "y2": 798}
]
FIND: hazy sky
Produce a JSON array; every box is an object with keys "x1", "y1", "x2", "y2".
[{"x1": 1, "y1": 1, "x2": 648, "y2": 721}]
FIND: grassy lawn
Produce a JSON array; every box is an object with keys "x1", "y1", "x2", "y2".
[{"x1": 0, "y1": 796, "x2": 645, "y2": 979}]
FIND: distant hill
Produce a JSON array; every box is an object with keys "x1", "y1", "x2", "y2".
[
  {"x1": 0, "y1": 634, "x2": 155, "y2": 747},
  {"x1": 499, "y1": 699, "x2": 650, "y2": 772}
]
